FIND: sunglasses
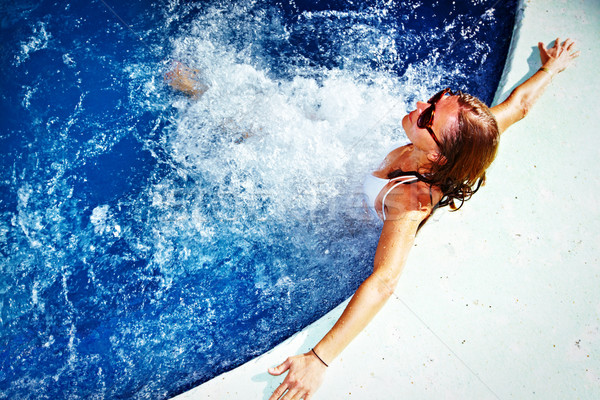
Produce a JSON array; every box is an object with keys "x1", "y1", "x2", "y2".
[{"x1": 417, "y1": 88, "x2": 457, "y2": 148}]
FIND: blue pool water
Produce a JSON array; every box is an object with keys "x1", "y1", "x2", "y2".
[{"x1": 0, "y1": 0, "x2": 517, "y2": 398}]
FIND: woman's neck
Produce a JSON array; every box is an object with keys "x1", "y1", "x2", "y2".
[
  {"x1": 406, "y1": 144, "x2": 434, "y2": 174},
  {"x1": 374, "y1": 144, "x2": 434, "y2": 178}
]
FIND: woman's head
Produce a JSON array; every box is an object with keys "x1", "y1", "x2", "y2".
[
  {"x1": 400, "y1": 89, "x2": 500, "y2": 209},
  {"x1": 433, "y1": 91, "x2": 500, "y2": 208}
]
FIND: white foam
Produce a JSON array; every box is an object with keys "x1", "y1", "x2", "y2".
[
  {"x1": 15, "y1": 21, "x2": 51, "y2": 66},
  {"x1": 90, "y1": 205, "x2": 121, "y2": 237},
  {"x1": 131, "y1": 3, "x2": 457, "y2": 295},
  {"x1": 165, "y1": 42, "x2": 410, "y2": 218}
]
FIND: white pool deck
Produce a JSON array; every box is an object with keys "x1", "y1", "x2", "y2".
[{"x1": 173, "y1": 0, "x2": 600, "y2": 399}]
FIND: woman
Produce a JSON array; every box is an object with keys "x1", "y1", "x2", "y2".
[
  {"x1": 166, "y1": 38, "x2": 578, "y2": 399},
  {"x1": 265, "y1": 38, "x2": 578, "y2": 400}
]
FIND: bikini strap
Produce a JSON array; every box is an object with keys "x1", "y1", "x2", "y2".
[
  {"x1": 429, "y1": 185, "x2": 433, "y2": 207},
  {"x1": 381, "y1": 174, "x2": 420, "y2": 221}
]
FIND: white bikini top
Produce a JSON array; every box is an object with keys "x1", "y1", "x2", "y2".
[{"x1": 363, "y1": 173, "x2": 420, "y2": 221}]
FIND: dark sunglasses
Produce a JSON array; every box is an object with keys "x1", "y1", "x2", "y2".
[{"x1": 417, "y1": 88, "x2": 457, "y2": 148}]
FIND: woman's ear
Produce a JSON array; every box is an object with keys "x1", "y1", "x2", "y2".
[{"x1": 427, "y1": 151, "x2": 447, "y2": 165}]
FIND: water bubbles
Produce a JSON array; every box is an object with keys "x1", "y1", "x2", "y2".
[
  {"x1": 15, "y1": 21, "x2": 51, "y2": 66},
  {"x1": 1, "y1": 0, "x2": 516, "y2": 397},
  {"x1": 90, "y1": 205, "x2": 120, "y2": 237},
  {"x1": 62, "y1": 52, "x2": 76, "y2": 67},
  {"x1": 21, "y1": 85, "x2": 37, "y2": 109}
]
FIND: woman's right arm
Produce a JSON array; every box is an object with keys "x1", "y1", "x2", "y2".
[
  {"x1": 267, "y1": 183, "x2": 433, "y2": 400},
  {"x1": 490, "y1": 38, "x2": 578, "y2": 134},
  {"x1": 267, "y1": 213, "x2": 423, "y2": 400}
]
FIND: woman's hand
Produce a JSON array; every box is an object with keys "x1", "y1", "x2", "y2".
[
  {"x1": 268, "y1": 351, "x2": 326, "y2": 400},
  {"x1": 538, "y1": 38, "x2": 579, "y2": 74},
  {"x1": 492, "y1": 37, "x2": 579, "y2": 133}
]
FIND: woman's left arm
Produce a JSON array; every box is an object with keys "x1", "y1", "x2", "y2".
[{"x1": 491, "y1": 38, "x2": 579, "y2": 134}]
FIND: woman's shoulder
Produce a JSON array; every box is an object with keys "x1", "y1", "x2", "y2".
[
  {"x1": 383, "y1": 179, "x2": 441, "y2": 221},
  {"x1": 377, "y1": 144, "x2": 413, "y2": 176}
]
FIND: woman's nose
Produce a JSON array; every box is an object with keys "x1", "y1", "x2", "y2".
[{"x1": 416, "y1": 101, "x2": 429, "y2": 109}]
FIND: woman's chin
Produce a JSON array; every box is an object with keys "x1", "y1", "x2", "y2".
[
  {"x1": 401, "y1": 114, "x2": 413, "y2": 138},
  {"x1": 402, "y1": 114, "x2": 410, "y2": 131}
]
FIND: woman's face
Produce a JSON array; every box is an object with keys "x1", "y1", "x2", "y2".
[{"x1": 402, "y1": 94, "x2": 460, "y2": 157}]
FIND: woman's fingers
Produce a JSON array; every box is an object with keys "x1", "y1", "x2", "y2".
[
  {"x1": 268, "y1": 353, "x2": 325, "y2": 399},
  {"x1": 268, "y1": 383, "x2": 288, "y2": 400},
  {"x1": 558, "y1": 38, "x2": 579, "y2": 64},
  {"x1": 538, "y1": 41, "x2": 546, "y2": 52},
  {"x1": 564, "y1": 39, "x2": 580, "y2": 60},
  {"x1": 565, "y1": 38, "x2": 575, "y2": 50},
  {"x1": 538, "y1": 41, "x2": 550, "y2": 64},
  {"x1": 290, "y1": 390, "x2": 305, "y2": 400},
  {"x1": 282, "y1": 388, "x2": 299, "y2": 400},
  {"x1": 268, "y1": 358, "x2": 292, "y2": 376}
]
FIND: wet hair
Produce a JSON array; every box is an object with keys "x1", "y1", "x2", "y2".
[{"x1": 390, "y1": 93, "x2": 500, "y2": 210}]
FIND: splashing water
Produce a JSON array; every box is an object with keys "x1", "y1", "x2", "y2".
[{"x1": 0, "y1": 0, "x2": 517, "y2": 398}]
